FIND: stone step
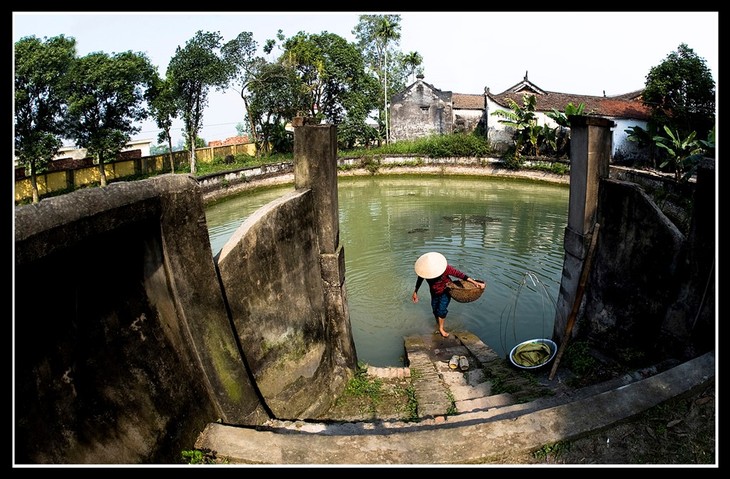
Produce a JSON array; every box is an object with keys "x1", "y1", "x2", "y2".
[
  {"x1": 404, "y1": 335, "x2": 454, "y2": 419},
  {"x1": 455, "y1": 392, "x2": 516, "y2": 414},
  {"x1": 361, "y1": 331, "x2": 680, "y2": 422},
  {"x1": 404, "y1": 332, "x2": 494, "y2": 419},
  {"x1": 366, "y1": 366, "x2": 411, "y2": 379}
]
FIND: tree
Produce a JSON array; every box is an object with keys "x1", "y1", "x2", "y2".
[
  {"x1": 147, "y1": 74, "x2": 180, "y2": 172},
  {"x1": 402, "y1": 51, "x2": 423, "y2": 84},
  {"x1": 491, "y1": 94, "x2": 539, "y2": 158},
  {"x1": 221, "y1": 31, "x2": 263, "y2": 155},
  {"x1": 282, "y1": 31, "x2": 376, "y2": 126},
  {"x1": 223, "y1": 31, "x2": 303, "y2": 157},
  {"x1": 65, "y1": 50, "x2": 155, "y2": 187},
  {"x1": 546, "y1": 102, "x2": 586, "y2": 157},
  {"x1": 374, "y1": 16, "x2": 400, "y2": 145},
  {"x1": 167, "y1": 30, "x2": 231, "y2": 175},
  {"x1": 654, "y1": 125, "x2": 703, "y2": 181},
  {"x1": 245, "y1": 61, "x2": 304, "y2": 155},
  {"x1": 14, "y1": 34, "x2": 76, "y2": 204},
  {"x1": 642, "y1": 43, "x2": 715, "y2": 139},
  {"x1": 353, "y1": 14, "x2": 402, "y2": 145}
]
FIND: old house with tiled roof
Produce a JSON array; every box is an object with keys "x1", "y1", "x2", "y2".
[{"x1": 389, "y1": 73, "x2": 651, "y2": 161}]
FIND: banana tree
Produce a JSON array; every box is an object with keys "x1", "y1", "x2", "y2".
[
  {"x1": 546, "y1": 102, "x2": 586, "y2": 128},
  {"x1": 491, "y1": 94, "x2": 538, "y2": 157},
  {"x1": 676, "y1": 126, "x2": 715, "y2": 181},
  {"x1": 625, "y1": 123, "x2": 661, "y2": 169},
  {"x1": 654, "y1": 125, "x2": 702, "y2": 181},
  {"x1": 547, "y1": 102, "x2": 585, "y2": 157}
]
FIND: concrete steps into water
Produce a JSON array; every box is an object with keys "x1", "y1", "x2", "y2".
[{"x1": 194, "y1": 331, "x2": 715, "y2": 464}]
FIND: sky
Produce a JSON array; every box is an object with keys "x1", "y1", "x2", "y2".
[{"x1": 12, "y1": 11, "x2": 719, "y2": 147}]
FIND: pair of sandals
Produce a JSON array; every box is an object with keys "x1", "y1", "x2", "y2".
[{"x1": 449, "y1": 355, "x2": 469, "y2": 371}]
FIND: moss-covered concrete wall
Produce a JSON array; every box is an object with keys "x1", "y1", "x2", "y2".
[{"x1": 14, "y1": 174, "x2": 268, "y2": 464}]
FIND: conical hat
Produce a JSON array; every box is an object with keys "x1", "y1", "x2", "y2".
[{"x1": 414, "y1": 252, "x2": 447, "y2": 279}]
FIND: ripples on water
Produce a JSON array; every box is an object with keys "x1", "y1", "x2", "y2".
[{"x1": 205, "y1": 174, "x2": 569, "y2": 366}]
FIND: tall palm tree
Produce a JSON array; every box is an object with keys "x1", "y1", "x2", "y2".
[
  {"x1": 375, "y1": 17, "x2": 399, "y2": 144},
  {"x1": 403, "y1": 51, "x2": 423, "y2": 84}
]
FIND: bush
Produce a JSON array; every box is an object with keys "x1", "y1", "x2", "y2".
[{"x1": 343, "y1": 132, "x2": 493, "y2": 159}]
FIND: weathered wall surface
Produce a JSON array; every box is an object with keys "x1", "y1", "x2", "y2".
[
  {"x1": 216, "y1": 190, "x2": 337, "y2": 418},
  {"x1": 553, "y1": 117, "x2": 715, "y2": 365},
  {"x1": 14, "y1": 123, "x2": 359, "y2": 464},
  {"x1": 453, "y1": 109, "x2": 483, "y2": 134},
  {"x1": 14, "y1": 174, "x2": 268, "y2": 464},
  {"x1": 390, "y1": 80, "x2": 453, "y2": 142},
  {"x1": 581, "y1": 164, "x2": 715, "y2": 361},
  {"x1": 389, "y1": 77, "x2": 648, "y2": 159},
  {"x1": 581, "y1": 180, "x2": 685, "y2": 346}
]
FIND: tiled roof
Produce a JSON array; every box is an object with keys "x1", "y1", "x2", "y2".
[
  {"x1": 453, "y1": 93, "x2": 485, "y2": 110},
  {"x1": 406, "y1": 76, "x2": 651, "y2": 121},
  {"x1": 487, "y1": 90, "x2": 651, "y2": 120}
]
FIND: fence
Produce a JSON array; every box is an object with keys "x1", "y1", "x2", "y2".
[{"x1": 14, "y1": 142, "x2": 258, "y2": 204}]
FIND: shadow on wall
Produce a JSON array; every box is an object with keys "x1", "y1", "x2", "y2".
[
  {"x1": 14, "y1": 174, "x2": 267, "y2": 464},
  {"x1": 14, "y1": 121, "x2": 359, "y2": 464},
  {"x1": 14, "y1": 173, "x2": 346, "y2": 463},
  {"x1": 581, "y1": 162, "x2": 715, "y2": 363}
]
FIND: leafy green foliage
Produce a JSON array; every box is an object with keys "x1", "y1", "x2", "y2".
[
  {"x1": 181, "y1": 448, "x2": 224, "y2": 464},
  {"x1": 344, "y1": 365, "x2": 383, "y2": 401},
  {"x1": 353, "y1": 15, "x2": 406, "y2": 143},
  {"x1": 221, "y1": 30, "x2": 270, "y2": 157},
  {"x1": 546, "y1": 102, "x2": 585, "y2": 158},
  {"x1": 65, "y1": 49, "x2": 156, "y2": 186},
  {"x1": 245, "y1": 62, "x2": 304, "y2": 155},
  {"x1": 282, "y1": 31, "x2": 378, "y2": 126},
  {"x1": 167, "y1": 30, "x2": 232, "y2": 174},
  {"x1": 531, "y1": 441, "x2": 572, "y2": 461},
  {"x1": 344, "y1": 132, "x2": 492, "y2": 159},
  {"x1": 643, "y1": 43, "x2": 715, "y2": 139},
  {"x1": 334, "y1": 363, "x2": 384, "y2": 414},
  {"x1": 547, "y1": 102, "x2": 586, "y2": 128},
  {"x1": 14, "y1": 34, "x2": 77, "y2": 203},
  {"x1": 403, "y1": 383, "x2": 419, "y2": 420},
  {"x1": 654, "y1": 125, "x2": 703, "y2": 181},
  {"x1": 491, "y1": 94, "x2": 538, "y2": 157},
  {"x1": 682, "y1": 126, "x2": 715, "y2": 181},
  {"x1": 401, "y1": 51, "x2": 423, "y2": 84},
  {"x1": 562, "y1": 340, "x2": 598, "y2": 377},
  {"x1": 492, "y1": 94, "x2": 580, "y2": 159},
  {"x1": 147, "y1": 75, "x2": 180, "y2": 172}
]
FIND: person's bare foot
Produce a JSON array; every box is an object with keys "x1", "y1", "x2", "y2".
[{"x1": 439, "y1": 330, "x2": 449, "y2": 338}]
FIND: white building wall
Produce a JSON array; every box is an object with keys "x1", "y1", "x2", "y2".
[
  {"x1": 611, "y1": 118, "x2": 648, "y2": 159},
  {"x1": 53, "y1": 139, "x2": 153, "y2": 160},
  {"x1": 484, "y1": 97, "x2": 645, "y2": 158}
]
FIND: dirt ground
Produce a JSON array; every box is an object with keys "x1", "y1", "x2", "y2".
[
  {"x1": 323, "y1": 374, "x2": 716, "y2": 466},
  {"x1": 511, "y1": 382, "x2": 716, "y2": 466}
]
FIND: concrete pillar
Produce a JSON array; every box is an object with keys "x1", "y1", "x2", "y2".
[
  {"x1": 293, "y1": 118, "x2": 339, "y2": 253},
  {"x1": 552, "y1": 116, "x2": 614, "y2": 341},
  {"x1": 292, "y1": 118, "x2": 358, "y2": 369}
]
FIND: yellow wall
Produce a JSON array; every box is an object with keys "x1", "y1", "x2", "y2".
[{"x1": 15, "y1": 142, "x2": 258, "y2": 203}]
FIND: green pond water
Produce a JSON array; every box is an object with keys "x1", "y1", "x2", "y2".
[{"x1": 205, "y1": 174, "x2": 570, "y2": 366}]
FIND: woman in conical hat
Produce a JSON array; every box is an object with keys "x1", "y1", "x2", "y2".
[{"x1": 411, "y1": 252, "x2": 485, "y2": 338}]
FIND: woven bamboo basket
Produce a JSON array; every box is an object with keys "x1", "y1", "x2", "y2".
[{"x1": 447, "y1": 279, "x2": 485, "y2": 303}]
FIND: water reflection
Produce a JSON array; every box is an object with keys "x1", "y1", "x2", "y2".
[{"x1": 205, "y1": 174, "x2": 569, "y2": 366}]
